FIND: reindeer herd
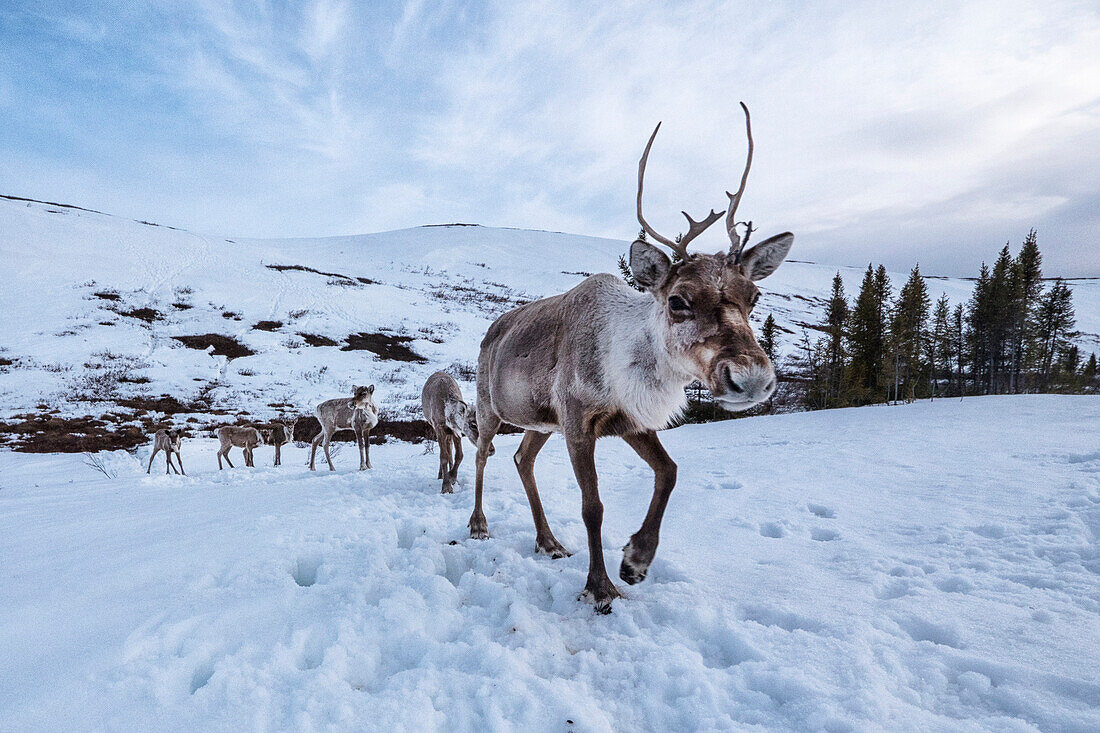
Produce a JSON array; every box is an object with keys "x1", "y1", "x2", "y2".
[
  {"x1": 143, "y1": 105, "x2": 794, "y2": 613},
  {"x1": 146, "y1": 376, "x2": 475, "y2": 493}
]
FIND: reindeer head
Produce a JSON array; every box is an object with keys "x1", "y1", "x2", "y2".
[
  {"x1": 349, "y1": 384, "x2": 380, "y2": 428},
  {"x1": 630, "y1": 104, "x2": 793, "y2": 411},
  {"x1": 167, "y1": 430, "x2": 183, "y2": 450},
  {"x1": 444, "y1": 399, "x2": 480, "y2": 445}
]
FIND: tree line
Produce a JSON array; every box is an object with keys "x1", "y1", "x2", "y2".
[{"x1": 774, "y1": 229, "x2": 1089, "y2": 411}]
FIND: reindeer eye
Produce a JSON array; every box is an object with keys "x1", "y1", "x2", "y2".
[{"x1": 668, "y1": 295, "x2": 692, "y2": 313}]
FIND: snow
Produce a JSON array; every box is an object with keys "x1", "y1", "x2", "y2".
[
  {"x1": 1, "y1": 196, "x2": 1098, "y2": 729},
  {"x1": 2, "y1": 395, "x2": 1099, "y2": 731}
]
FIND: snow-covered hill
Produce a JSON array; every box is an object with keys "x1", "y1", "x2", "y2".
[
  {"x1": 1, "y1": 396, "x2": 1098, "y2": 731},
  {"x1": 3, "y1": 194, "x2": 1097, "y2": 440}
]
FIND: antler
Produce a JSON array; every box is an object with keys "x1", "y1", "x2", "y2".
[
  {"x1": 637, "y1": 123, "x2": 724, "y2": 260},
  {"x1": 726, "y1": 102, "x2": 755, "y2": 264}
]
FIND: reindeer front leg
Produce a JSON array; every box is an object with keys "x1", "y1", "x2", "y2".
[
  {"x1": 438, "y1": 429, "x2": 455, "y2": 492},
  {"x1": 619, "y1": 431, "x2": 677, "y2": 585},
  {"x1": 566, "y1": 433, "x2": 622, "y2": 614}
]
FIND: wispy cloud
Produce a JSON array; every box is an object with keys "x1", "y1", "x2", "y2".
[{"x1": 0, "y1": 0, "x2": 1097, "y2": 274}]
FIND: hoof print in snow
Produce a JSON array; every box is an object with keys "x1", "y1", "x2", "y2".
[
  {"x1": 759, "y1": 522, "x2": 785, "y2": 538},
  {"x1": 875, "y1": 579, "x2": 912, "y2": 600},
  {"x1": 897, "y1": 615, "x2": 963, "y2": 648},
  {"x1": 934, "y1": 575, "x2": 972, "y2": 593},
  {"x1": 189, "y1": 662, "x2": 215, "y2": 694},
  {"x1": 970, "y1": 523, "x2": 1007, "y2": 539},
  {"x1": 810, "y1": 528, "x2": 840, "y2": 542},
  {"x1": 807, "y1": 503, "x2": 835, "y2": 518},
  {"x1": 292, "y1": 555, "x2": 322, "y2": 587}
]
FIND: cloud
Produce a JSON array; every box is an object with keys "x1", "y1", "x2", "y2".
[{"x1": 0, "y1": 0, "x2": 1097, "y2": 274}]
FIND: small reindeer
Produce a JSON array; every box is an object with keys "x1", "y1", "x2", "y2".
[
  {"x1": 261, "y1": 421, "x2": 291, "y2": 466},
  {"x1": 215, "y1": 425, "x2": 264, "y2": 469},
  {"x1": 310, "y1": 385, "x2": 379, "y2": 471},
  {"x1": 421, "y1": 372, "x2": 482, "y2": 493},
  {"x1": 146, "y1": 429, "x2": 184, "y2": 475}
]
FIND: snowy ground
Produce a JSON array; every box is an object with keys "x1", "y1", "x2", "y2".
[{"x1": 2, "y1": 395, "x2": 1098, "y2": 732}]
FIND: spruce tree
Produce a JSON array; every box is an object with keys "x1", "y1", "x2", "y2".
[
  {"x1": 888, "y1": 265, "x2": 931, "y2": 402},
  {"x1": 874, "y1": 265, "x2": 893, "y2": 400},
  {"x1": 951, "y1": 303, "x2": 966, "y2": 395},
  {"x1": 823, "y1": 273, "x2": 849, "y2": 405},
  {"x1": 967, "y1": 263, "x2": 993, "y2": 394},
  {"x1": 759, "y1": 314, "x2": 780, "y2": 412},
  {"x1": 1084, "y1": 353, "x2": 1097, "y2": 392},
  {"x1": 987, "y1": 245, "x2": 1015, "y2": 392},
  {"x1": 847, "y1": 264, "x2": 889, "y2": 403},
  {"x1": 760, "y1": 314, "x2": 780, "y2": 363},
  {"x1": 1032, "y1": 279, "x2": 1077, "y2": 387},
  {"x1": 1010, "y1": 229, "x2": 1043, "y2": 391},
  {"x1": 930, "y1": 293, "x2": 952, "y2": 398}
]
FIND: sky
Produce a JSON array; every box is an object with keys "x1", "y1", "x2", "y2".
[{"x1": 1, "y1": 0, "x2": 1098, "y2": 276}]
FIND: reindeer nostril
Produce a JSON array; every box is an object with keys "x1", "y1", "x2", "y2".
[
  {"x1": 724, "y1": 368, "x2": 744, "y2": 394},
  {"x1": 765, "y1": 377, "x2": 776, "y2": 392}
]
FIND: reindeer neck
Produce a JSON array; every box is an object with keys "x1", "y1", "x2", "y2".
[{"x1": 602, "y1": 289, "x2": 693, "y2": 430}]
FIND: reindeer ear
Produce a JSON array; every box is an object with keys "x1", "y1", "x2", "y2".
[
  {"x1": 367, "y1": 384, "x2": 375, "y2": 394},
  {"x1": 630, "y1": 240, "x2": 671, "y2": 290},
  {"x1": 739, "y1": 232, "x2": 793, "y2": 281}
]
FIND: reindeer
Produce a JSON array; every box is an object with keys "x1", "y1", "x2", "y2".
[
  {"x1": 146, "y1": 429, "x2": 184, "y2": 475},
  {"x1": 310, "y1": 385, "x2": 379, "y2": 471},
  {"x1": 468, "y1": 104, "x2": 793, "y2": 612},
  {"x1": 216, "y1": 425, "x2": 264, "y2": 469},
  {"x1": 261, "y1": 421, "x2": 291, "y2": 466},
  {"x1": 421, "y1": 371, "x2": 483, "y2": 493}
]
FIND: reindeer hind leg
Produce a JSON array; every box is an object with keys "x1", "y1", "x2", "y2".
[
  {"x1": 469, "y1": 412, "x2": 501, "y2": 539},
  {"x1": 322, "y1": 432, "x2": 335, "y2": 471},
  {"x1": 514, "y1": 430, "x2": 568, "y2": 557}
]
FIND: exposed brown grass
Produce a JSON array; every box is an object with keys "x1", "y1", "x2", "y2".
[
  {"x1": 172, "y1": 334, "x2": 255, "y2": 358},
  {"x1": 341, "y1": 332, "x2": 426, "y2": 362}
]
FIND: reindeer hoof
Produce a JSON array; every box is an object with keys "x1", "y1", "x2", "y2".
[
  {"x1": 578, "y1": 583, "x2": 622, "y2": 614},
  {"x1": 441, "y1": 483, "x2": 454, "y2": 494},
  {"x1": 619, "y1": 537, "x2": 652, "y2": 585},
  {"x1": 468, "y1": 513, "x2": 489, "y2": 540},
  {"x1": 535, "y1": 538, "x2": 572, "y2": 559}
]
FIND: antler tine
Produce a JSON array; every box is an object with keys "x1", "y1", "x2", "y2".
[
  {"x1": 726, "y1": 102, "x2": 755, "y2": 262},
  {"x1": 636, "y1": 122, "x2": 685, "y2": 257},
  {"x1": 678, "y1": 208, "x2": 725, "y2": 248}
]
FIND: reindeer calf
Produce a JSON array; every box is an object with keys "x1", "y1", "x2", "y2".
[
  {"x1": 310, "y1": 385, "x2": 379, "y2": 471},
  {"x1": 261, "y1": 422, "x2": 290, "y2": 466},
  {"x1": 216, "y1": 425, "x2": 263, "y2": 469},
  {"x1": 147, "y1": 429, "x2": 184, "y2": 475},
  {"x1": 421, "y1": 372, "x2": 481, "y2": 493}
]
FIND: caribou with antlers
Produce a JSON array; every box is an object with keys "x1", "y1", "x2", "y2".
[{"x1": 468, "y1": 104, "x2": 793, "y2": 612}]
